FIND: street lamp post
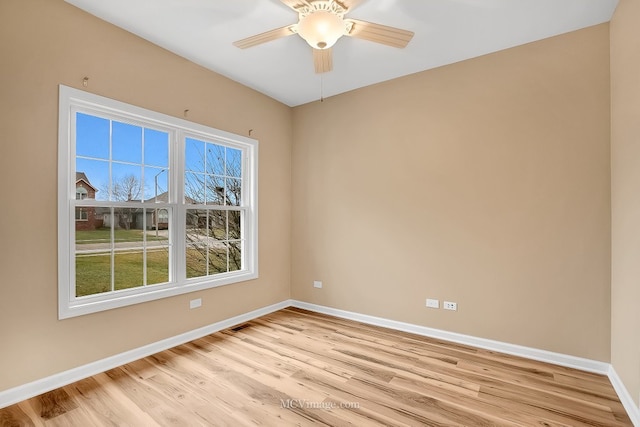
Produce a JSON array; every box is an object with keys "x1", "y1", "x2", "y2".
[{"x1": 154, "y1": 169, "x2": 165, "y2": 238}]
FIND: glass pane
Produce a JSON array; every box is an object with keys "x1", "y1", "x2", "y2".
[
  {"x1": 114, "y1": 208, "x2": 144, "y2": 290},
  {"x1": 228, "y1": 241, "x2": 242, "y2": 272},
  {"x1": 76, "y1": 159, "x2": 108, "y2": 201},
  {"x1": 114, "y1": 252, "x2": 143, "y2": 291},
  {"x1": 147, "y1": 208, "x2": 170, "y2": 286},
  {"x1": 75, "y1": 251, "x2": 111, "y2": 297},
  {"x1": 186, "y1": 209, "x2": 208, "y2": 278},
  {"x1": 206, "y1": 143, "x2": 225, "y2": 176},
  {"x1": 209, "y1": 210, "x2": 226, "y2": 240},
  {"x1": 208, "y1": 241, "x2": 228, "y2": 274},
  {"x1": 145, "y1": 167, "x2": 168, "y2": 201},
  {"x1": 75, "y1": 209, "x2": 112, "y2": 297},
  {"x1": 144, "y1": 128, "x2": 169, "y2": 167},
  {"x1": 226, "y1": 147, "x2": 242, "y2": 178},
  {"x1": 113, "y1": 208, "x2": 143, "y2": 243},
  {"x1": 150, "y1": 208, "x2": 170, "y2": 233},
  {"x1": 111, "y1": 163, "x2": 142, "y2": 201},
  {"x1": 205, "y1": 175, "x2": 224, "y2": 205},
  {"x1": 76, "y1": 113, "x2": 109, "y2": 160},
  {"x1": 185, "y1": 138, "x2": 205, "y2": 172},
  {"x1": 147, "y1": 248, "x2": 169, "y2": 286},
  {"x1": 76, "y1": 209, "x2": 110, "y2": 247},
  {"x1": 226, "y1": 178, "x2": 241, "y2": 206},
  {"x1": 94, "y1": 207, "x2": 111, "y2": 235},
  {"x1": 112, "y1": 121, "x2": 142, "y2": 163},
  {"x1": 185, "y1": 172, "x2": 205, "y2": 204},
  {"x1": 186, "y1": 247, "x2": 207, "y2": 278},
  {"x1": 228, "y1": 210, "x2": 241, "y2": 240}
]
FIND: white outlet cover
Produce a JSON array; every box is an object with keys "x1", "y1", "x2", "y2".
[
  {"x1": 426, "y1": 299, "x2": 439, "y2": 309},
  {"x1": 444, "y1": 301, "x2": 457, "y2": 311},
  {"x1": 313, "y1": 281, "x2": 323, "y2": 288},
  {"x1": 190, "y1": 298, "x2": 202, "y2": 309}
]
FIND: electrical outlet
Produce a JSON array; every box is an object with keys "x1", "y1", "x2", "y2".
[
  {"x1": 313, "y1": 280, "x2": 323, "y2": 288},
  {"x1": 190, "y1": 298, "x2": 202, "y2": 309},
  {"x1": 443, "y1": 301, "x2": 457, "y2": 311},
  {"x1": 426, "y1": 299, "x2": 439, "y2": 309}
]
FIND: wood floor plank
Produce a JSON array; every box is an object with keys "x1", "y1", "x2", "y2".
[
  {"x1": 0, "y1": 403, "x2": 36, "y2": 427},
  {"x1": 32, "y1": 389, "x2": 76, "y2": 421},
  {"x1": 456, "y1": 359, "x2": 621, "y2": 411},
  {"x1": 0, "y1": 308, "x2": 633, "y2": 426},
  {"x1": 63, "y1": 376, "x2": 154, "y2": 426},
  {"x1": 477, "y1": 383, "x2": 626, "y2": 427},
  {"x1": 289, "y1": 368, "x2": 436, "y2": 426}
]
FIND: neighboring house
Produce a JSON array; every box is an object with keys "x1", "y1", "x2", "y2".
[
  {"x1": 94, "y1": 191, "x2": 196, "y2": 230},
  {"x1": 75, "y1": 172, "x2": 102, "y2": 231},
  {"x1": 143, "y1": 191, "x2": 170, "y2": 230},
  {"x1": 102, "y1": 191, "x2": 177, "y2": 230},
  {"x1": 137, "y1": 192, "x2": 199, "y2": 230},
  {"x1": 101, "y1": 208, "x2": 136, "y2": 230}
]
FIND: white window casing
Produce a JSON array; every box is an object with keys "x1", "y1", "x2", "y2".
[{"x1": 58, "y1": 85, "x2": 258, "y2": 319}]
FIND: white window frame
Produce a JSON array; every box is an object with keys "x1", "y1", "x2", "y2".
[{"x1": 58, "y1": 85, "x2": 258, "y2": 319}]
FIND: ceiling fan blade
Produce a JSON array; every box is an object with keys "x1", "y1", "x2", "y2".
[
  {"x1": 233, "y1": 25, "x2": 297, "y2": 49},
  {"x1": 279, "y1": 0, "x2": 311, "y2": 11},
  {"x1": 345, "y1": 19, "x2": 414, "y2": 48},
  {"x1": 313, "y1": 48, "x2": 333, "y2": 73},
  {"x1": 334, "y1": 0, "x2": 364, "y2": 12}
]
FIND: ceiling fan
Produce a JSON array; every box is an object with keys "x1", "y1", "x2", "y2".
[{"x1": 233, "y1": 0, "x2": 414, "y2": 73}]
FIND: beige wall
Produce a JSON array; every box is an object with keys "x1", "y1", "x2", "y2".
[
  {"x1": 0, "y1": 0, "x2": 292, "y2": 391},
  {"x1": 292, "y1": 24, "x2": 612, "y2": 361},
  {"x1": 611, "y1": 0, "x2": 640, "y2": 407}
]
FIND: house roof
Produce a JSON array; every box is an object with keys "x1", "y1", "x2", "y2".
[
  {"x1": 146, "y1": 191, "x2": 197, "y2": 204},
  {"x1": 76, "y1": 172, "x2": 98, "y2": 192},
  {"x1": 145, "y1": 191, "x2": 169, "y2": 203}
]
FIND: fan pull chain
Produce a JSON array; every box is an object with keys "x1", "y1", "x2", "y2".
[{"x1": 320, "y1": 74, "x2": 324, "y2": 103}]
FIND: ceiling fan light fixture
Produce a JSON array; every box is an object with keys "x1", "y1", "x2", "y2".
[
  {"x1": 232, "y1": 0, "x2": 414, "y2": 76},
  {"x1": 297, "y1": 10, "x2": 346, "y2": 49}
]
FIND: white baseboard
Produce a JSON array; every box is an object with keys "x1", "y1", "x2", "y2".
[
  {"x1": 290, "y1": 300, "x2": 610, "y2": 374},
  {"x1": 0, "y1": 299, "x2": 292, "y2": 409},
  {"x1": 609, "y1": 365, "x2": 640, "y2": 426}
]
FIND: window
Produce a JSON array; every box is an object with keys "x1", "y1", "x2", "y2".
[
  {"x1": 58, "y1": 85, "x2": 258, "y2": 319},
  {"x1": 76, "y1": 187, "x2": 88, "y2": 200},
  {"x1": 75, "y1": 207, "x2": 88, "y2": 221}
]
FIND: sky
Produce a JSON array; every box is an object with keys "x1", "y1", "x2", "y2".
[{"x1": 75, "y1": 112, "x2": 241, "y2": 203}]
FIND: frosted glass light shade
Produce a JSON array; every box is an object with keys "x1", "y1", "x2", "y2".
[{"x1": 297, "y1": 10, "x2": 345, "y2": 49}]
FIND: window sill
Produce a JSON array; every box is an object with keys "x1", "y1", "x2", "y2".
[{"x1": 60, "y1": 270, "x2": 258, "y2": 319}]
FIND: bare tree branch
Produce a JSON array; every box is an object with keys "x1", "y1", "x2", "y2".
[{"x1": 184, "y1": 144, "x2": 243, "y2": 276}]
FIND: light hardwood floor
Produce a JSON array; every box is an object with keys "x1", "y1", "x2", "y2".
[{"x1": 0, "y1": 307, "x2": 632, "y2": 426}]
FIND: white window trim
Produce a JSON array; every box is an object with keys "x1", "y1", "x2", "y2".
[{"x1": 58, "y1": 85, "x2": 258, "y2": 319}]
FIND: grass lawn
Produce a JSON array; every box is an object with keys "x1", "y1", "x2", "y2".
[
  {"x1": 76, "y1": 248, "x2": 240, "y2": 297},
  {"x1": 76, "y1": 249, "x2": 169, "y2": 297},
  {"x1": 76, "y1": 228, "x2": 166, "y2": 244}
]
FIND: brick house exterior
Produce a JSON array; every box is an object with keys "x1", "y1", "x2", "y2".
[{"x1": 75, "y1": 172, "x2": 101, "y2": 231}]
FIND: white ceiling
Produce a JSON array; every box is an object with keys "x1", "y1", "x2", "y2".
[{"x1": 65, "y1": 0, "x2": 618, "y2": 107}]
